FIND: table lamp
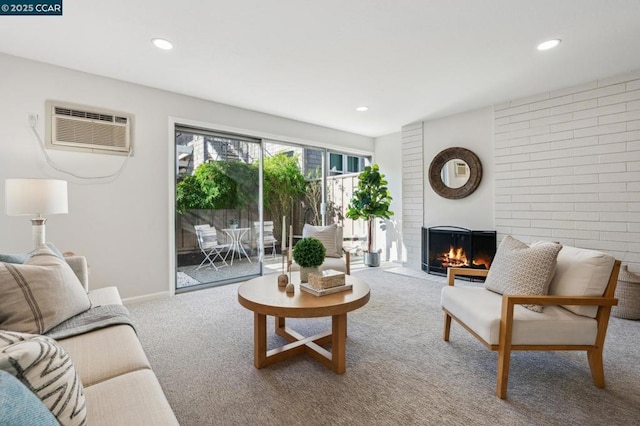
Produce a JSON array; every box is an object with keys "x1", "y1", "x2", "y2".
[{"x1": 5, "y1": 179, "x2": 68, "y2": 248}]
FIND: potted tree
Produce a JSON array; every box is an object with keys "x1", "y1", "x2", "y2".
[
  {"x1": 292, "y1": 237, "x2": 326, "y2": 282},
  {"x1": 346, "y1": 164, "x2": 394, "y2": 267}
]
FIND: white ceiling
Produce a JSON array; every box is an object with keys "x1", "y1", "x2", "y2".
[{"x1": 1, "y1": 0, "x2": 640, "y2": 138}]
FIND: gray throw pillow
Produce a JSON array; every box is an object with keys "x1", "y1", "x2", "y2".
[
  {"x1": 0, "y1": 245, "x2": 91, "y2": 334},
  {"x1": 484, "y1": 235, "x2": 562, "y2": 313}
]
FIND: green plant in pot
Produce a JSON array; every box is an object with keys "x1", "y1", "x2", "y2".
[
  {"x1": 346, "y1": 164, "x2": 393, "y2": 267},
  {"x1": 292, "y1": 237, "x2": 326, "y2": 282}
]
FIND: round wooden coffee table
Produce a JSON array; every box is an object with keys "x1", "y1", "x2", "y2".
[{"x1": 238, "y1": 272, "x2": 370, "y2": 374}]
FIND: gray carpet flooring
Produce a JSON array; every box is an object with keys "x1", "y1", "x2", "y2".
[{"x1": 128, "y1": 268, "x2": 640, "y2": 426}]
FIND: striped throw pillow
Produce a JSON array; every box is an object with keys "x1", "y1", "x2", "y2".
[
  {"x1": 0, "y1": 330, "x2": 87, "y2": 426},
  {"x1": 303, "y1": 224, "x2": 342, "y2": 258}
]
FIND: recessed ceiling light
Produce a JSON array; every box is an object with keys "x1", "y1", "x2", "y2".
[
  {"x1": 537, "y1": 39, "x2": 561, "y2": 51},
  {"x1": 355, "y1": 106, "x2": 369, "y2": 112},
  {"x1": 152, "y1": 38, "x2": 173, "y2": 50}
]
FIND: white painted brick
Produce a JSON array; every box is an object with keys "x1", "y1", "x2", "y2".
[
  {"x1": 598, "y1": 89, "x2": 640, "y2": 107},
  {"x1": 531, "y1": 203, "x2": 574, "y2": 212},
  {"x1": 495, "y1": 153, "x2": 530, "y2": 164},
  {"x1": 628, "y1": 161, "x2": 640, "y2": 172},
  {"x1": 575, "y1": 142, "x2": 626, "y2": 157},
  {"x1": 512, "y1": 194, "x2": 551, "y2": 203},
  {"x1": 530, "y1": 167, "x2": 574, "y2": 178},
  {"x1": 552, "y1": 229, "x2": 600, "y2": 240},
  {"x1": 495, "y1": 195, "x2": 511, "y2": 203},
  {"x1": 530, "y1": 95, "x2": 573, "y2": 111},
  {"x1": 549, "y1": 156, "x2": 596, "y2": 168},
  {"x1": 495, "y1": 170, "x2": 531, "y2": 180},
  {"x1": 629, "y1": 120, "x2": 640, "y2": 131},
  {"x1": 530, "y1": 112, "x2": 574, "y2": 128},
  {"x1": 530, "y1": 148, "x2": 573, "y2": 161},
  {"x1": 495, "y1": 202, "x2": 531, "y2": 211},
  {"x1": 600, "y1": 212, "x2": 638, "y2": 222},
  {"x1": 494, "y1": 104, "x2": 530, "y2": 119},
  {"x1": 628, "y1": 79, "x2": 640, "y2": 91},
  {"x1": 553, "y1": 136, "x2": 599, "y2": 151},
  {"x1": 600, "y1": 131, "x2": 639, "y2": 144},
  {"x1": 550, "y1": 117, "x2": 598, "y2": 133},
  {"x1": 576, "y1": 221, "x2": 627, "y2": 232},
  {"x1": 497, "y1": 125, "x2": 551, "y2": 140},
  {"x1": 575, "y1": 202, "x2": 627, "y2": 212},
  {"x1": 495, "y1": 136, "x2": 531, "y2": 149},
  {"x1": 601, "y1": 231, "x2": 640, "y2": 243},
  {"x1": 546, "y1": 130, "x2": 575, "y2": 143},
  {"x1": 572, "y1": 83, "x2": 626, "y2": 102},
  {"x1": 498, "y1": 218, "x2": 531, "y2": 227},
  {"x1": 552, "y1": 211, "x2": 599, "y2": 221},
  {"x1": 512, "y1": 211, "x2": 553, "y2": 219},
  {"x1": 599, "y1": 110, "x2": 640, "y2": 126},
  {"x1": 511, "y1": 160, "x2": 550, "y2": 171},
  {"x1": 494, "y1": 116, "x2": 511, "y2": 126},
  {"x1": 529, "y1": 184, "x2": 573, "y2": 194},
  {"x1": 510, "y1": 177, "x2": 552, "y2": 187},
  {"x1": 573, "y1": 182, "x2": 627, "y2": 193},
  {"x1": 510, "y1": 143, "x2": 551, "y2": 155},
  {"x1": 574, "y1": 122, "x2": 626, "y2": 138},
  {"x1": 550, "y1": 193, "x2": 599, "y2": 203},
  {"x1": 495, "y1": 121, "x2": 530, "y2": 134},
  {"x1": 600, "y1": 192, "x2": 640, "y2": 202},
  {"x1": 628, "y1": 99, "x2": 640, "y2": 111},
  {"x1": 599, "y1": 171, "x2": 640, "y2": 183},
  {"x1": 573, "y1": 103, "x2": 626, "y2": 120},
  {"x1": 512, "y1": 227, "x2": 553, "y2": 238},
  {"x1": 629, "y1": 223, "x2": 640, "y2": 232},
  {"x1": 574, "y1": 163, "x2": 626, "y2": 175},
  {"x1": 510, "y1": 108, "x2": 551, "y2": 123},
  {"x1": 530, "y1": 219, "x2": 574, "y2": 229},
  {"x1": 495, "y1": 225, "x2": 513, "y2": 235},
  {"x1": 600, "y1": 150, "x2": 640, "y2": 164},
  {"x1": 629, "y1": 203, "x2": 640, "y2": 212},
  {"x1": 629, "y1": 140, "x2": 640, "y2": 151},
  {"x1": 550, "y1": 99, "x2": 598, "y2": 115},
  {"x1": 496, "y1": 186, "x2": 531, "y2": 196},
  {"x1": 550, "y1": 81, "x2": 598, "y2": 98},
  {"x1": 494, "y1": 163, "x2": 512, "y2": 173}
]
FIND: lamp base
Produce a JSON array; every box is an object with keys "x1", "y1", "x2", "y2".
[{"x1": 31, "y1": 217, "x2": 47, "y2": 248}]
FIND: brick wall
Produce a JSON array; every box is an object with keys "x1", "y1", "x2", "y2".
[
  {"x1": 494, "y1": 70, "x2": 640, "y2": 267},
  {"x1": 401, "y1": 122, "x2": 424, "y2": 268}
]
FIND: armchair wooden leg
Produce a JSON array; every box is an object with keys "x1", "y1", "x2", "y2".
[
  {"x1": 443, "y1": 312, "x2": 452, "y2": 342},
  {"x1": 496, "y1": 346, "x2": 511, "y2": 399},
  {"x1": 587, "y1": 348, "x2": 606, "y2": 388}
]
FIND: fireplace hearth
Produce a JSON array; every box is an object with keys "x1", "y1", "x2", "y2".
[{"x1": 422, "y1": 226, "x2": 496, "y2": 280}]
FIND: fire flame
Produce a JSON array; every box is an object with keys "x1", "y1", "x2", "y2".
[{"x1": 437, "y1": 245, "x2": 468, "y2": 268}]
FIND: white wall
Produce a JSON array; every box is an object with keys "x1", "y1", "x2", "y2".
[
  {"x1": 374, "y1": 132, "x2": 404, "y2": 262},
  {"x1": 495, "y1": 69, "x2": 640, "y2": 268},
  {"x1": 422, "y1": 107, "x2": 495, "y2": 230},
  {"x1": 0, "y1": 53, "x2": 373, "y2": 299}
]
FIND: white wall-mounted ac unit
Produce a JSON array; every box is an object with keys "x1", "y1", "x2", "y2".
[{"x1": 45, "y1": 101, "x2": 133, "y2": 155}]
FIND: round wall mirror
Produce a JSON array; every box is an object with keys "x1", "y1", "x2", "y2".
[{"x1": 428, "y1": 147, "x2": 482, "y2": 199}]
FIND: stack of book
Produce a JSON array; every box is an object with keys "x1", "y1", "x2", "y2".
[{"x1": 300, "y1": 269, "x2": 352, "y2": 296}]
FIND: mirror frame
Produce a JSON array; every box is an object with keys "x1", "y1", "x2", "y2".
[{"x1": 428, "y1": 147, "x2": 482, "y2": 199}]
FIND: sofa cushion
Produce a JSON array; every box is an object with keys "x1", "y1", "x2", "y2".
[
  {"x1": 0, "y1": 369, "x2": 59, "y2": 426},
  {"x1": 0, "y1": 330, "x2": 87, "y2": 426},
  {"x1": 548, "y1": 245, "x2": 615, "y2": 318},
  {"x1": 0, "y1": 245, "x2": 91, "y2": 334},
  {"x1": 88, "y1": 286, "x2": 123, "y2": 307},
  {"x1": 484, "y1": 236, "x2": 562, "y2": 312},
  {"x1": 441, "y1": 286, "x2": 598, "y2": 346},
  {"x1": 84, "y1": 369, "x2": 179, "y2": 426},
  {"x1": 303, "y1": 223, "x2": 343, "y2": 258},
  {"x1": 57, "y1": 324, "x2": 151, "y2": 387}
]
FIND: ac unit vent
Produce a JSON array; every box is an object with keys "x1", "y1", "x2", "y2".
[{"x1": 46, "y1": 101, "x2": 133, "y2": 155}]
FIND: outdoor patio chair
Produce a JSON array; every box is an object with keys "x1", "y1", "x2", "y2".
[
  {"x1": 253, "y1": 221, "x2": 278, "y2": 257},
  {"x1": 194, "y1": 224, "x2": 231, "y2": 271}
]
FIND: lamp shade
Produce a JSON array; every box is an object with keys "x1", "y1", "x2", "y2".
[{"x1": 5, "y1": 179, "x2": 68, "y2": 216}]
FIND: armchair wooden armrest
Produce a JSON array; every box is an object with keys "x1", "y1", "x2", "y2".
[{"x1": 447, "y1": 267, "x2": 489, "y2": 286}]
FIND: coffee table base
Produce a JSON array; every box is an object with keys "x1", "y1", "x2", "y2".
[{"x1": 253, "y1": 313, "x2": 347, "y2": 374}]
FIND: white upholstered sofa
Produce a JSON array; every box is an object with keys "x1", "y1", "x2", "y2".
[{"x1": 60, "y1": 256, "x2": 179, "y2": 425}]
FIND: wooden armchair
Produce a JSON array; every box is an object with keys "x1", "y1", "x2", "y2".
[{"x1": 441, "y1": 243, "x2": 621, "y2": 399}]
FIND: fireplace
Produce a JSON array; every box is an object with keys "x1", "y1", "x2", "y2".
[{"x1": 421, "y1": 226, "x2": 496, "y2": 279}]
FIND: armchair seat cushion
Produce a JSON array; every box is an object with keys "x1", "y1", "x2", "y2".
[{"x1": 441, "y1": 286, "x2": 598, "y2": 346}]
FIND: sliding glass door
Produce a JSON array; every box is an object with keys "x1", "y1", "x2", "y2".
[{"x1": 174, "y1": 126, "x2": 261, "y2": 291}]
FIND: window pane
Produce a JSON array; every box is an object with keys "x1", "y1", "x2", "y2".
[{"x1": 329, "y1": 153, "x2": 343, "y2": 172}]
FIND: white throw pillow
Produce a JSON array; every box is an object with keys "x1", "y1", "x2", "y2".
[
  {"x1": 0, "y1": 245, "x2": 91, "y2": 334},
  {"x1": 547, "y1": 245, "x2": 615, "y2": 318},
  {"x1": 0, "y1": 330, "x2": 87, "y2": 426},
  {"x1": 302, "y1": 223, "x2": 343, "y2": 258},
  {"x1": 484, "y1": 236, "x2": 562, "y2": 313}
]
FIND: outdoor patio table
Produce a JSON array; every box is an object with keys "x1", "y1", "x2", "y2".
[{"x1": 222, "y1": 227, "x2": 252, "y2": 265}]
